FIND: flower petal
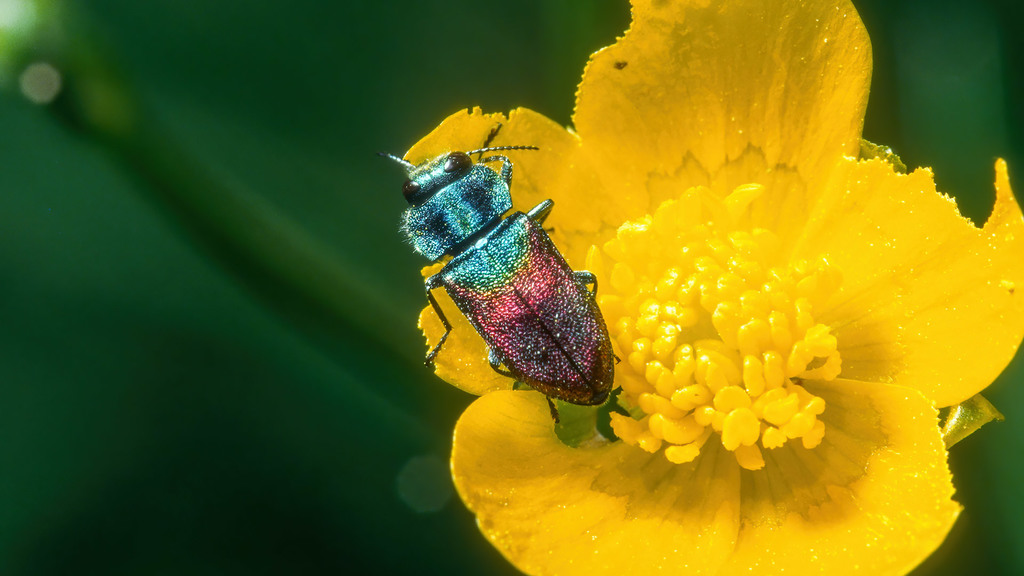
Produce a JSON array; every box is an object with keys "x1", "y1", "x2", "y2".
[
  {"x1": 726, "y1": 378, "x2": 960, "y2": 574},
  {"x1": 452, "y1": 381, "x2": 959, "y2": 575},
  {"x1": 453, "y1": 390, "x2": 742, "y2": 575},
  {"x1": 574, "y1": 0, "x2": 871, "y2": 221},
  {"x1": 404, "y1": 107, "x2": 505, "y2": 165},
  {"x1": 796, "y1": 158, "x2": 1024, "y2": 406}
]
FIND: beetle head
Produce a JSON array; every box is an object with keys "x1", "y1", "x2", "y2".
[
  {"x1": 383, "y1": 147, "x2": 536, "y2": 261},
  {"x1": 398, "y1": 151, "x2": 476, "y2": 207},
  {"x1": 380, "y1": 147, "x2": 537, "y2": 208}
]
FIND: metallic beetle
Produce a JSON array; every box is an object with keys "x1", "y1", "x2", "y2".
[{"x1": 382, "y1": 144, "x2": 614, "y2": 414}]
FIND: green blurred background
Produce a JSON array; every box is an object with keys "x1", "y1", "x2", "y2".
[{"x1": 0, "y1": 0, "x2": 1021, "y2": 574}]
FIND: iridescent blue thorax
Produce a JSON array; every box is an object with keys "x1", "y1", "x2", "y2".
[{"x1": 400, "y1": 153, "x2": 512, "y2": 261}]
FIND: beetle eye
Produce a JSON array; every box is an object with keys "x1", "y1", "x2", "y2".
[
  {"x1": 402, "y1": 179, "x2": 421, "y2": 201},
  {"x1": 444, "y1": 151, "x2": 472, "y2": 173}
]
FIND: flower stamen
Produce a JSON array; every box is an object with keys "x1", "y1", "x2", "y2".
[{"x1": 597, "y1": 186, "x2": 843, "y2": 470}]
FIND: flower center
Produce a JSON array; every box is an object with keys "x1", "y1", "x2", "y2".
[{"x1": 591, "y1": 186, "x2": 843, "y2": 471}]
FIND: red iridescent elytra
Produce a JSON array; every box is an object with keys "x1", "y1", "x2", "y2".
[
  {"x1": 439, "y1": 212, "x2": 614, "y2": 405},
  {"x1": 382, "y1": 145, "x2": 614, "y2": 411}
]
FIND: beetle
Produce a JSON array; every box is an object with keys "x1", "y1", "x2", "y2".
[{"x1": 380, "y1": 144, "x2": 615, "y2": 417}]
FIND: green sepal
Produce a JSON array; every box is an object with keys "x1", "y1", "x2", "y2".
[
  {"x1": 860, "y1": 139, "x2": 908, "y2": 174},
  {"x1": 941, "y1": 393, "x2": 1005, "y2": 448},
  {"x1": 553, "y1": 400, "x2": 600, "y2": 447}
]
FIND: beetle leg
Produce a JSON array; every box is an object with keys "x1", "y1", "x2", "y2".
[
  {"x1": 479, "y1": 154, "x2": 514, "y2": 186},
  {"x1": 479, "y1": 123, "x2": 503, "y2": 154},
  {"x1": 487, "y1": 348, "x2": 514, "y2": 378},
  {"x1": 575, "y1": 270, "x2": 598, "y2": 296},
  {"x1": 546, "y1": 397, "x2": 561, "y2": 423},
  {"x1": 527, "y1": 199, "x2": 554, "y2": 225},
  {"x1": 424, "y1": 274, "x2": 452, "y2": 367}
]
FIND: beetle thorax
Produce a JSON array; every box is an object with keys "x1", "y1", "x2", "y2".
[{"x1": 401, "y1": 161, "x2": 513, "y2": 261}]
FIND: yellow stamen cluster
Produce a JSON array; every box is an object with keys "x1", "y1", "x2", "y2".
[{"x1": 592, "y1": 187, "x2": 842, "y2": 470}]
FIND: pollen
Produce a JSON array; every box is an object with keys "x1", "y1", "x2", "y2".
[{"x1": 597, "y1": 187, "x2": 842, "y2": 471}]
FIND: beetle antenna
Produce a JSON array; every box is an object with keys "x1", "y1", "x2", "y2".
[
  {"x1": 377, "y1": 151, "x2": 415, "y2": 170},
  {"x1": 465, "y1": 145, "x2": 539, "y2": 156}
]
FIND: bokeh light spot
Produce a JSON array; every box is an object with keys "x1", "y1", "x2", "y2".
[
  {"x1": 395, "y1": 454, "x2": 453, "y2": 514},
  {"x1": 19, "y1": 61, "x2": 61, "y2": 104}
]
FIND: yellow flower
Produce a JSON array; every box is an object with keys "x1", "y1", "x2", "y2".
[{"x1": 405, "y1": 0, "x2": 1024, "y2": 574}]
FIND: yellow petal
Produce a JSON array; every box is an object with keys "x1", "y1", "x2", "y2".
[
  {"x1": 726, "y1": 378, "x2": 960, "y2": 574},
  {"x1": 452, "y1": 380, "x2": 958, "y2": 575},
  {"x1": 797, "y1": 158, "x2": 1024, "y2": 406},
  {"x1": 403, "y1": 107, "x2": 504, "y2": 165},
  {"x1": 453, "y1": 390, "x2": 742, "y2": 575},
  {"x1": 574, "y1": 0, "x2": 871, "y2": 222}
]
